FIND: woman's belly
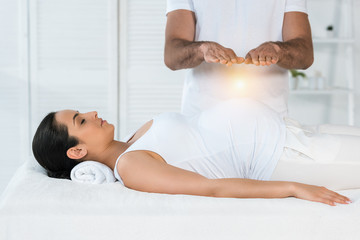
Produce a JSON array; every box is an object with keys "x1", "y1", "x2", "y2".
[{"x1": 154, "y1": 99, "x2": 286, "y2": 180}]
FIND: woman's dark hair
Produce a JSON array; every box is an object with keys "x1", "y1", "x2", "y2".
[{"x1": 32, "y1": 112, "x2": 80, "y2": 179}]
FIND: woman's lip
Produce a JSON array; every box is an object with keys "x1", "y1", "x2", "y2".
[{"x1": 101, "y1": 119, "x2": 106, "y2": 126}]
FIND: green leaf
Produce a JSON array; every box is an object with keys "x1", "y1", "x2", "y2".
[{"x1": 290, "y1": 69, "x2": 306, "y2": 78}]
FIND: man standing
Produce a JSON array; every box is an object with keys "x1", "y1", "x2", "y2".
[{"x1": 164, "y1": 0, "x2": 314, "y2": 117}]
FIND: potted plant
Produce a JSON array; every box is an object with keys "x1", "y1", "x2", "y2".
[
  {"x1": 326, "y1": 25, "x2": 334, "y2": 38},
  {"x1": 289, "y1": 69, "x2": 307, "y2": 90}
]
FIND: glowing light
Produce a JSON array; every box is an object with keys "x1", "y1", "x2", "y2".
[{"x1": 236, "y1": 81, "x2": 245, "y2": 89}]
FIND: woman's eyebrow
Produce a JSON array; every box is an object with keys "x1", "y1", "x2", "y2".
[{"x1": 72, "y1": 111, "x2": 79, "y2": 126}]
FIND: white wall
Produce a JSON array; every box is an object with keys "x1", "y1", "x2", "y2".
[
  {"x1": 355, "y1": 0, "x2": 360, "y2": 126},
  {"x1": 288, "y1": 0, "x2": 359, "y2": 126},
  {"x1": 118, "y1": 0, "x2": 184, "y2": 139},
  {"x1": 0, "y1": 0, "x2": 118, "y2": 195},
  {"x1": 0, "y1": 0, "x2": 29, "y2": 195}
]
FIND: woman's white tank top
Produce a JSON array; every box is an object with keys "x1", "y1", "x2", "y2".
[{"x1": 114, "y1": 99, "x2": 286, "y2": 185}]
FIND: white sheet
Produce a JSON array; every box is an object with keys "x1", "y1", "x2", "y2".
[{"x1": 1, "y1": 160, "x2": 360, "y2": 240}]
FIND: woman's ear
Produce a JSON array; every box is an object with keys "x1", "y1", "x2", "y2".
[{"x1": 66, "y1": 144, "x2": 88, "y2": 160}]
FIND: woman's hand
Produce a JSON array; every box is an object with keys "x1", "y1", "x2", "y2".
[{"x1": 291, "y1": 182, "x2": 352, "y2": 206}]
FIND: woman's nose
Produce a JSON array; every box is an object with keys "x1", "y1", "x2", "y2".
[{"x1": 85, "y1": 111, "x2": 97, "y2": 119}]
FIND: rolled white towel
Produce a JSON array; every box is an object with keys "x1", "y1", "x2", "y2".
[{"x1": 70, "y1": 161, "x2": 116, "y2": 184}]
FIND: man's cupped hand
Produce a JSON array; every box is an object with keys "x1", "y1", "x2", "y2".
[
  {"x1": 244, "y1": 42, "x2": 281, "y2": 66},
  {"x1": 200, "y1": 41, "x2": 281, "y2": 67},
  {"x1": 200, "y1": 42, "x2": 244, "y2": 67}
]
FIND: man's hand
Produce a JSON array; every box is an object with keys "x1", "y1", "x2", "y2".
[
  {"x1": 165, "y1": 10, "x2": 244, "y2": 70},
  {"x1": 245, "y1": 42, "x2": 281, "y2": 66},
  {"x1": 244, "y1": 12, "x2": 314, "y2": 69},
  {"x1": 200, "y1": 42, "x2": 245, "y2": 67}
]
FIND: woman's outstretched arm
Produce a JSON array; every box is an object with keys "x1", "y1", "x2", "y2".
[
  {"x1": 117, "y1": 152, "x2": 351, "y2": 206},
  {"x1": 211, "y1": 178, "x2": 351, "y2": 206}
]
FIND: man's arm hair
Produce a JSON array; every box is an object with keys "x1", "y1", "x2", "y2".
[
  {"x1": 164, "y1": 10, "x2": 241, "y2": 70},
  {"x1": 276, "y1": 12, "x2": 314, "y2": 69},
  {"x1": 165, "y1": 38, "x2": 205, "y2": 70},
  {"x1": 164, "y1": 10, "x2": 203, "y2": 70}
]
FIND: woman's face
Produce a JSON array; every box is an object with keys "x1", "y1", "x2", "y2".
[{"x1": 55, "y1": 110, "x2": 114, "y2": 158}]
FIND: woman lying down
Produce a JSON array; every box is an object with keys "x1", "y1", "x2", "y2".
[{"x1": 32, "y1": 99, "x2": 360, "y2": 206}]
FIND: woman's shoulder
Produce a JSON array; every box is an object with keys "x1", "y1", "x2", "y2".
[
  {"x1": 116, "y1": 150, "x2": 167, "y2": 184},
  {"x1": 120, "y1": 150, "x2": 165, "y2": 163}
]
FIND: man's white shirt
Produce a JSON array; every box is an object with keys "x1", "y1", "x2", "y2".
[{"x1": 166, "y1": 0, "x2": 308, "y2": 117}]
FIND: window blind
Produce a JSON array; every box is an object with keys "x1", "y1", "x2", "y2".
[
  {"x1": 119, "y1": 0, "x2": 185, "y2": 138},
  {"x1": 29, "y1": 0, "x2": 118, "y2": 141}
]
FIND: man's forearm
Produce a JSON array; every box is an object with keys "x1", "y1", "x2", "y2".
[
  {"x1": 275, "y1": 38, "x2": 314, "y2": 70},
  {"x1": 212, "y1": 178, "x2": 295, "y2": 199},
  {"x1": 164, "y1": 39, "x2": 205, "y2": 70}
]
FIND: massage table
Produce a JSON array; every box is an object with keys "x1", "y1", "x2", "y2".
[{"x1": 1, "y1": 160, "x2": 360, "y2": 240}]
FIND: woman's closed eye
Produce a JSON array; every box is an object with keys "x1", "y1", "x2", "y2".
[{"x1": 80, "y1": 119, "x2": 85, "y2": 125}]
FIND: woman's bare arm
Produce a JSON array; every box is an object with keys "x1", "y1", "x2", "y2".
[
  {"x1": 211, "y1": 179, "x2": 351, "y2": 206},
  {"x1": 117, "y1": 152, "x2": 351, "y2": 206}
]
